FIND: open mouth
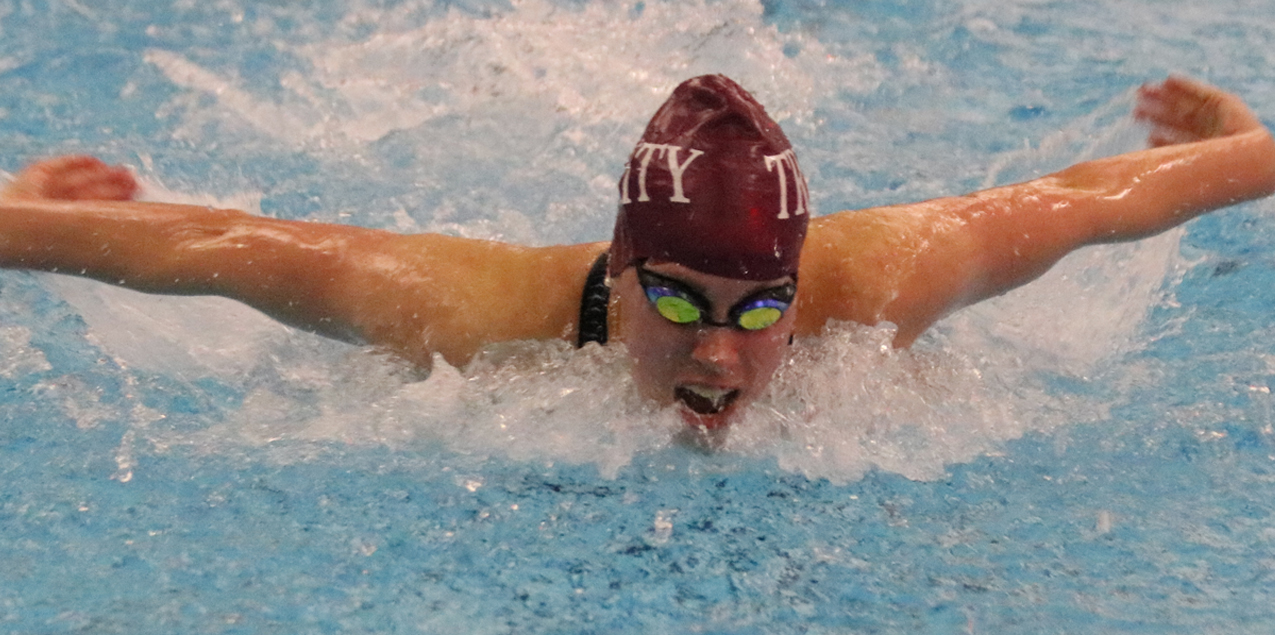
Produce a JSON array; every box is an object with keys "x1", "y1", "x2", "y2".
[{"x1": 675, "y1": 385, "x2": 740, "y2": 416}]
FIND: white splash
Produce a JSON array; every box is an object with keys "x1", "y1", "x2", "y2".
[
  {"x1": 145, "y1": 0, "x2": 882, "y2": 152},
  {"x1": 36, "y1": 0, "x2": 1186, "y2": 482},
  {"x1": 0, "y1": 325, "x2": 52, "y2": 378},
  {"x1": 140, "y1": 0, "x2": 883, "y2": 245}
]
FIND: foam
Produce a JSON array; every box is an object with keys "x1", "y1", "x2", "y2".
[
  {"x1": 141, "y1": 0, "x2": 882, "y2": 245},
  {"x1": 0, "y1": 325, "x2": 52, "y2": 378},
  {"x1": 146, "y1": 0, "x2": 881, "y2": 150},
  {"x1": 40, "y1": 0, "x2": 1183, "y2": 483}
]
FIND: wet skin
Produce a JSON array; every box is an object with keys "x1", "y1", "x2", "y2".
[
  {"x1": 1, "y1": 78, "x2": 1273, "y2": 438},
  {"x1": 610, "y1": 261, "x2": 797, "y2": 430}
]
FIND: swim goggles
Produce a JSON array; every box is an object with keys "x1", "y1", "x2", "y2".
[{"x1": 636, "y1": 265, "x2": 795, "y2": 331}]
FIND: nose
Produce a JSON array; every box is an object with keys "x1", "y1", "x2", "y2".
[{"x1": 689, "y1": 326, "x2": 742, "y2": 371}]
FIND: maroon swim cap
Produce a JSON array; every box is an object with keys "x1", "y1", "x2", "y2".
[{"x1": 609, "y1": 74, "x2": 810, "y2": 281}]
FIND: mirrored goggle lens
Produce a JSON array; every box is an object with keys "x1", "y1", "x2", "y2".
[
  {"x1": 735, "y1": 302, "x2": 785, "y2": 330},
  {"x1": 652, "y1": 293, "x2": 702, "y2": 324},
  {"x1": 646, "y1": 287, "x2": 790, "y2": 330}
]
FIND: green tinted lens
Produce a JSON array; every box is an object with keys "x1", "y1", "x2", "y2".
[
  {"x1": 654, "y1": 295, "x2": 702, "y2": 324},
  {"x1": 736, "y1": 306, "x2": 783, "y2": 330}
]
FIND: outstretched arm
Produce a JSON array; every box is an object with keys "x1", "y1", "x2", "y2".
[
  {"x1": 949, "y1": 77, "x2": 1275, "y2": 298},
  {"x1": 800, "y1": 76, "x2": 1275, "y2": 345},
  {"x1": 0, "y1": 157, "x2": 602, "y2": 368}
]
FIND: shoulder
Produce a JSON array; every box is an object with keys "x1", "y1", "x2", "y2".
[
  {"x1": 377, "y1": 233, "x2": 606, "y2": 287},
  {"x1": 794, "y1": 197, "x2": 989, "y2": 341},
  {"x1": 341, "y1": 233, "x2": 609, "y2": 366}
]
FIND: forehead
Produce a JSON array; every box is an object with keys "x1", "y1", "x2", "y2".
[{"x1": 640, "y1": 261, "x2": 795, "y2": 296}]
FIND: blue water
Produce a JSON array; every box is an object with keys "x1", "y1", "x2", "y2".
[{"x1": 4, "y1": 0, "x2": 1275, "y2": 632}]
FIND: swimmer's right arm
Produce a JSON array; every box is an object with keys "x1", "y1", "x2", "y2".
[{"x1": 0, "y1": 156, "x2": 602, "y2": 368}]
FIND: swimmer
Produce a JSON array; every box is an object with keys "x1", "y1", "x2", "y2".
[{"x1": 2, "y1": 75, "x2": 1273, "y2": 434}]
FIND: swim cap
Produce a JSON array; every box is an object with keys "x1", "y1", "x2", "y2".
[{"x1": 609, "y1": 75, "x2": 810, "y2": 281}]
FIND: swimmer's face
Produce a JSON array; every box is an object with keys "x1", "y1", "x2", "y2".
[{"x1": 613, "y1": 262, "x2": 797, "y2": 431}]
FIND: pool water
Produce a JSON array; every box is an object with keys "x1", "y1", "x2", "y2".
[{"x1": 3, "y1": 0, "x2": 1275, "y2": 632}]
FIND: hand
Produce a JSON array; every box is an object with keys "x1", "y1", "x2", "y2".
[
  {"x1": 2, "y1": 155, "x2": 139, "y2": 201},
  {"x1": 1134, "y1": 75, "x2": 1265, "y2": 147}
]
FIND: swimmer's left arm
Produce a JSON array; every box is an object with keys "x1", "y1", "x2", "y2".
[
  {"x1": 960, "y1": 76, "x2": 1275, "y2": 302},
  {"x1": 800, "y1": 76, "x2": 1275, "y2": 346}
]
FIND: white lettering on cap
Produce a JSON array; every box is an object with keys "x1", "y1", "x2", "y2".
[
  {"x1": 620, "y1": 143, "x2": 705, "y2": 204},
  {"x1": 764, "y1": 149, "x2": 809, "y2": 220}
]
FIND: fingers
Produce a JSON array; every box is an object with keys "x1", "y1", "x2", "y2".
[
  {"x1": 1145, "y1": 125, "x2": 1201, "y2": 148},
  {"x1": 1135, "y1": 76, "x2": 1218, "y2": 129},
  {"x1": 1134, "y1": 77, "x2": 1219, "y2": 145},
  {"x1": 46, "y1": 159, "x2": 139, "y2": 201},
  {"x1": 1134, "y1": 75, "x2": 1263, "y2": 147},
  {"x1": 5, "y1": 155, "x2": 139, "y2": 201}
]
